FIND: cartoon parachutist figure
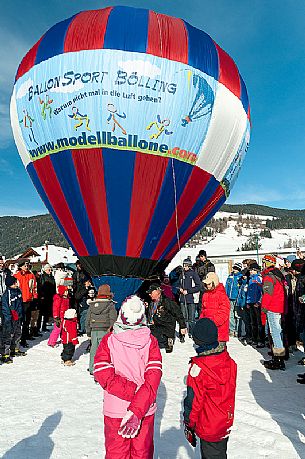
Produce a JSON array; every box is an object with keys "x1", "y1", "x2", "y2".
[
  {"x1": 68, "y1": 106, "x2": 91, "y2": 131},
  {"x1": 19, "y1": 109, "x2": 38, "y2": 145},
  {"x1": 182, "y1": 74, "x2": 214, "y2": 127},
  {"x1": 107, "y1": 103, "x2": 127, "y2": 135},
  {"x1": 146, "y1": 115, "x2": 173, "y2": 139},
  {"x1": 39, "y1": 94, "x2": 53, "y2": 120}
]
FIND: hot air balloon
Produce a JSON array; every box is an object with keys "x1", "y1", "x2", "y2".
[{"x1": 10, "y1": 6, "x2": 250, "y2": 305}]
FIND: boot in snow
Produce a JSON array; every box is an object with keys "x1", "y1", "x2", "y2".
[
  {"x1": 166, "y1": 338, "x2": 174, "y2": 353},
  {"x1": 263, "y1": 356, "x2": 285, "y2": 371},
  {"x1": 297, "y1": 357, "x2": 305, "y2": 366},
  {"x1": 12, "y1": 349, "x2": 27, "y2": 357},
  {"x1": 64, "y1": 360, "x2": 75, "y2": 366},
  {"x1": 284, "y1": 347, "x2": 290, "y2": 361},
  {"x1": 2, "y1": 355, "x2": 13, "y2": 364}
]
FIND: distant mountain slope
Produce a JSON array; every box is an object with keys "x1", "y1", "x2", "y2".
[
  {"x1": 0, "y1": 215, "x2": 68, "y2": 257},
  {"x1": 1, "y1": 203, "x2": 305, "y2": 257},
  {"x1": 222, "y1": 203, "x2": 305, "y2": 218}
]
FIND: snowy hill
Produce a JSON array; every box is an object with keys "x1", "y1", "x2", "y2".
[{"x1": 167, "y1": 210, "x2": 305, "y2": 276}]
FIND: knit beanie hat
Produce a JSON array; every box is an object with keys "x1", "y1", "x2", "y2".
[
  {"x1": 87, "y1": 287, "x2": 96, "y2": 298},
  {"x1": 5, "y1": 276, "x2": 17, "y2": 287},
  {"x1": 249, "y1": 262, "x2": 260, "y2": 272},
  {"x1": 233, "y1": 262, "x2": 242, "y2": 271},
  {"x1": 97, "y1": 284, "x2": 113, "y2": 299},
  {"x1": 203, "y1": 272, "x2": 219, "y2": 288},
  {"x1": 43, "y1": 264, "x2": 52, "y2": 271},
  {"x1": 64, "y1": 308, "x2": 77, "y2": 319},
  {"x1": 58, "y1": 285, "x2": 68, "y2": 296},
  {"x1": 117, "y1": 295, "x2": 146, "y2": 328},
  {"x1": 192, "y1": 318, "x2": 219, "y2": 350},
  {"x1": 183, "y1": 257, "x2": 193, "y2": 267},
  {"x1": 262, "y1": 254, "x2": 276, "y2": 268},
  {"x1": 286, "y1": 254, "x2": 296, "y2": 263},
  {"x1": 291, "y1": 259, "x2": 305, "y2": 273}
]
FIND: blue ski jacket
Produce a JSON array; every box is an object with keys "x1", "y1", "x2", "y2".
[
  {"x1": 247, "y1": 274, "x2": 262, "y2": 304},
  {"x1": 225, "y1": 272, "x2": 243, "y2": 300}
]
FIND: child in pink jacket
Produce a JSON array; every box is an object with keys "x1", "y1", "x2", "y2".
[
  {"x1": 48, "y1": 285, "x2": 70, "y2": 347},
  {"x1": 94, "y1": 295, "x2": 162, "y2": 459}
]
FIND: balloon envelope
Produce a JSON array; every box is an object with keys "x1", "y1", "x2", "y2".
[{"x1": 11, "y1": 6, "x2": 250, "y2": 283}]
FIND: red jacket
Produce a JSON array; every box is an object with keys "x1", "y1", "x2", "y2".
[
  {"x1": 261, "y1": 267, "x2": 285, "y2": 314},
  {"x1": 61, "y1": 317, "x2": 79, "y2": 345},
  {"x1": 14, "y1": 270, "x2": 37, "y2": 302},
  {"x1": 52, "y1": 294, "x2": 70, "y2": 319},
  {"x1": 94, "y1": 330, "x2": 162, "y2": 419},
  {"x1": 200, "y1": 284, "x2": 230, "y2": 342},
  {"x1": 184, "y1": 348, "x2": 237, "y2": 442}
]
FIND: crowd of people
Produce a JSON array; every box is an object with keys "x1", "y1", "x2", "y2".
[
  {"x1": 225, "y1": 253, "x2": 305, "y2": 378},
  {"x1": 0, "y1": 247, "x2": 305, "y2": 458}
]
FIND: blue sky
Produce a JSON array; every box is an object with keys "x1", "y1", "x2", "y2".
[{"x1": 1, "y1": 0, "x2": 305, "y2": 215}]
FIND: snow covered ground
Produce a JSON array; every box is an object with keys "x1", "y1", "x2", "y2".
[{"x1": 1, "y1": 333, "x2": 305, "y2": 459}]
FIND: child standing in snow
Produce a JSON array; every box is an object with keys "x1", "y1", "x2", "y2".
[
  {"x1": 183, "y1": 318, "x2": 237, "y2": 459},
  {"x1": 61, "y1": 308, "x2": 78, "y2": 366},
  {"x1": 1, "y1": 276, "x2": 26, "y2": 363},
  {"x1": 85, "y1": 284, "x2": 117, "y2": 375},
  {"x1": 48, "y1": 285, "x2": 70, "y2": 347},
  {"x1": 94, "y1": 295, "x2": 162, "y2": 459}
]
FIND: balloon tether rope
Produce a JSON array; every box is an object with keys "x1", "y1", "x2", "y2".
[{"x1": 171, "y1": 158, "x2": 181, "y2": 253}]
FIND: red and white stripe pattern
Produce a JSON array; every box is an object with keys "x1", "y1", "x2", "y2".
[
  {"x1": 145, "y1": 359, "x2": 162, "y2": 373},
  {"x1": 93, "y1": 360, "x2": 115, "y2": 375}
]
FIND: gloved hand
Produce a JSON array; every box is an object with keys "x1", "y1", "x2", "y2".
[
  {"x1": 54, "y1": 317, "x2": 61, "y2": 328},
  {"x1": 184, "y1": 423, "x2": 197, "y2": 447},
  {"x1": 118, "y1": 410, "x2": 141, "y2": 438}
]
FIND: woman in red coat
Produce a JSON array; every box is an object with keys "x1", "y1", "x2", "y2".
[{"x1": 200, "y1": 273, "x2": 230, "y2": 343}]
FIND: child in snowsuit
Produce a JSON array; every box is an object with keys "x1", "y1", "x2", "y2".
[
  {"x1": 1, "y1": 276, "x2": 26, "y2": 363},
  {"x1": 184, "y1": 318, "x2": 237, "y2": 459},
  {"x1": 61, "y1": 308, "x2": 79, "y2": 366},
  {"x1": 86, "y1": 284, "x2": 117, "y2": 375},
  {"x1": 247, "y1": 262, "x2": 264, "y2": 347},
  {"x1": 94, "y1": 295, "x2": 162, "y2": 459},
  {"x1": 48, "y1": 285, "x2": 70, "y2": 347},
  {"x1": 225, "y1": 263, "x2": 243, "y2": 335}
]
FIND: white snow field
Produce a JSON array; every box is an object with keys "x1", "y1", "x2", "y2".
[{"x1": 1, "y1": 334, "x2": 305, "y2": 459}]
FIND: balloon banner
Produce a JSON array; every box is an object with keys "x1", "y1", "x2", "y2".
[{"x1": 11, "y1": 6, "x2": 250, "y2": 285}]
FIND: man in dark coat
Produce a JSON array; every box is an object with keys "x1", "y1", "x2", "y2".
[
  {"x1": 0, "y1": 256, "x2": 11, "y2": 353},
  {"x1": 39, "y1": 264, "x2": 56, "y2": 332},
  {"x1": 194, "y1": 250, "x2": 215, "y2": 282},
  {"x1": 146, "y1": 284, "x2": 187, "y2": 353},
  {"x1": 179, "y1": 258, "x2": 202, "y2": 339},
  {"x1": 72, "y1": 260, "x2": 91, "y2": 310}
]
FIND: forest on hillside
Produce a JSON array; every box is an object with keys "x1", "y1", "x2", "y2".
[
  {"x1": 0, "y1": 215, "x2": 68, "y2": 257},
  {"x1": 1, "y1": 203, "x2": 304, "y2": 257}
]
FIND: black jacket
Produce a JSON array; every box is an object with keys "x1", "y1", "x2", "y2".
[
  {"x1": 72, "y1": 269, "x2": 91, "y2": 301},
  {"x1": 148, "y1": 295, "x2": 186, "y2": 339},
  {"x1": 39, "y1": 273, "x2": 56, "y2": 300},
  {"x1": 194, "y1": 259, "x2": 215, "y2": 281}
]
